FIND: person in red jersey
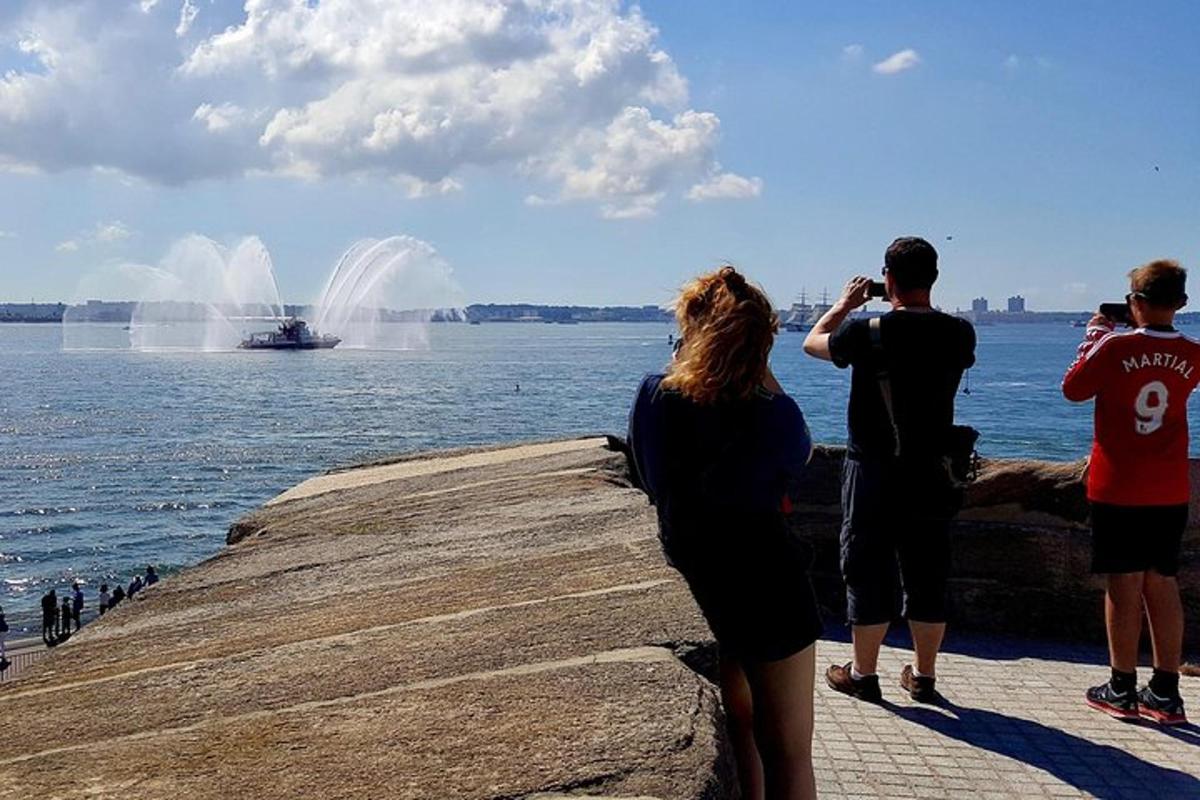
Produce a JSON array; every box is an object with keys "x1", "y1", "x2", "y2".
[{"x1": 1063, "y1": 259, "x2": 1199, "y2": 726}]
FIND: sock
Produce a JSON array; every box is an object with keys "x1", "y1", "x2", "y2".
[
  {"x1": 850, "y1": 666, "x2": 875, "y2": 681},
  {"x1": 913, "y1": 666, "x2": 934, "y2": 680},
  {"x1": 1149, "y1": 668, "x2": 1180, "y2": 699},
  {"x1": 1110, "y1": 669, "x2": 1137, "y2": 695}
]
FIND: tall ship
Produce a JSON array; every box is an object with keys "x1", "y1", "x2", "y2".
[
  {"x1": 239, "y1": 318, "x2": 341, "y2": 350},
  {"x1": 783, "y1": 290, "x2": 831, "y2": 332}
]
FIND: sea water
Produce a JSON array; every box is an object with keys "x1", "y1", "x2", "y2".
[{"x1": 0, "y1": 321, "x2": 1177, "y2": 629}]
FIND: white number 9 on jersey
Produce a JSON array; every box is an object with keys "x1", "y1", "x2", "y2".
[{"x1": 1135, "y1": 380, "x2": 1169, "y2": 435}]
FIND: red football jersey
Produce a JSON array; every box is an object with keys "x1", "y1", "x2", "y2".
[{"x1": 1063, "y1": 323, "x2": 1200, "y2": 506}]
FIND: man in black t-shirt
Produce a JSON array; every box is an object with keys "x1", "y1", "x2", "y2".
[{"x1": 803, "y1": 236, "x2": 976, "y2": 705}]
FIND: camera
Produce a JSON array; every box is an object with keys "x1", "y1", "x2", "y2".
[
  {"x1": 867, "y1": 281, "x2": 887, "y2": 299},
  {"x1": 1099, "y1": 302, "x2": 1132, "y2": 326}
]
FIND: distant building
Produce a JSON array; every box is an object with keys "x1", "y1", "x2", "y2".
[
  {"x1": 971, "y1": 297, "x2": 989, "y2": 314},
  {"x1": 1007, "y1": 295, "x2": 1026, "y2": 313}
]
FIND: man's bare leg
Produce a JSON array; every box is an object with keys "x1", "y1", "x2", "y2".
[
  {"x1": 1143, "y1": 571, "x2": 1183, "y2": 674},
  {"x1": 852, "y1": 623, "x2": 889, "y2": 676},
  {"x1": 1105, "y1": 572, "x2": 1146, "y2": 673},
  {"x1": 908, "y1": 620, "x2": 946, "y2": 677}
]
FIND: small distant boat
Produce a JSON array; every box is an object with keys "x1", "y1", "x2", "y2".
[
  {"x1": 1071, "y1": 320, "x2": 1088, "y2": 328},
  {"x1": 239, "y1": 318, "x2": 340, "y2": 350}
]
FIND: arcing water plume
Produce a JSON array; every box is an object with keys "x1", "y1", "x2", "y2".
[
  {"x1": 315, "y1": 235, "x2": 461, "y2": 350},
  {"x1": 62, "y1": 233, "x2": 460, "y2": 352},
  {"x1": 62, "y1": 235, "x2": 284, "y2": 352},
  {"x1": 132, "y1": 236, "x2": 285, "y2": 351}
]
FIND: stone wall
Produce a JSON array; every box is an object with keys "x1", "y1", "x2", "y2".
[{"x1": 787, "y1": 445, "x2": 1200, "y2": 649}]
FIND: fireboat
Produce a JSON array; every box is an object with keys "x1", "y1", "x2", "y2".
[{"x1": 238, "y1": 318, "x2": 341, "y2": 350}]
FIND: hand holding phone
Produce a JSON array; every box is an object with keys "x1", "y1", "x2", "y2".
[{"x1": 1098, "y1": 302, "x2": 1132, "y2": 326}]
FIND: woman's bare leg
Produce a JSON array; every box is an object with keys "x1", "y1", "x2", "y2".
[
  {"x1": 744, "y1": 644, "x2": 817, "y2": 800},
  {"x1": 719, "y1": 655, "x2": 765, "y2": 800}
]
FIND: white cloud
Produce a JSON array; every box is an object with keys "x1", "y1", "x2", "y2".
[
  {"x1": 395, "y1": 175, "x2": 463, "y2": 199},
  {"x1": 94, "y1": 220, "x2": 132, "y2": 242},
  {"x1": 536, "y1": 106, "x2": 757, "y2": 217},
  {"x1": 55, "y1": 221, "x2": 134, "y2": 253},
  {"x1": 0, "y1": 0, "x2": 750, "y2": 218},
  {"x1": 138, "y1": 0, "x2": 160, "y2": 12},
  {"x1": 175, "y1": 0, "x2": 198, "y2": 38},
  {"x1": 192, "y1": 102, "x2": 254, "y2": 132},
  {"x1": 0, "y1": 230, "x2": 16, "y2": 239},
  {"x1": 842, "y1": 43, "x2": 864, "y2": 60},
  {"x1": 873, "y1": 49, "x2": 921, "y2": 75},
  {"x1": 1004, "y1": 54, "x2": 1020, "y2": 71},
  {"x1": 687, "y1": 170, "x2": 763, "y2": 202}
]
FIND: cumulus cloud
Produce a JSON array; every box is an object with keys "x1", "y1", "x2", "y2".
[
  {"x1": 55, "y1": 221, "x2": 134, "y2": 253},
  {"x1": 842, "y1": 43, "x2": 864, "y2": 60},
  {"x1": 687, "y1": 170, "x2": 763, "y2": 202},
  {"x1": 94, "y1": 220, "x2": 132, "y2": 242},
  {"x1": 0, "y1": 0, "x2": 759, "y2": 217},
  {"x1": 873, "y1": 48, "x2": 921, "y2": 75}
]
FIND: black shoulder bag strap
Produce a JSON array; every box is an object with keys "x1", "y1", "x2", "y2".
[{"x1": 869, "y1": 317, "x2": 902, "y2": 459}]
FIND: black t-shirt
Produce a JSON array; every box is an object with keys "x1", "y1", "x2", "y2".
[{"x1": 828, "y1": 310, "x2": 976, "y2": 460}]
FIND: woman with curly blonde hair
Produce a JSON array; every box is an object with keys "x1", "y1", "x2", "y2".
[{"x1": 628, "y1": 265, "x2": 821, "y2": 800}]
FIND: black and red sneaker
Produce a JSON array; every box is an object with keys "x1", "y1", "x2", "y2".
[
  {"x1": 1137, "y1": 687, "x2": 1188, "y2": 726},
  {"x1": 1085, "y1": 681, "x2": 1139, "y2": 721}
]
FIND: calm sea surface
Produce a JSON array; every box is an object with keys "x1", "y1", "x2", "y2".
[{"x1": 2, "y1": 320, "x2": 1187, "y2": 630}]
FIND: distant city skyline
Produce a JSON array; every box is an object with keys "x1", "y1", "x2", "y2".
[{"x1": 1, "y1": 2, "x2": 1197, "y2": 311}]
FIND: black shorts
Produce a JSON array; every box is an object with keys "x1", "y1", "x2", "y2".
[
  {"x1": 661, "y1": 512, "x2": 823, "y2": 663},
  {"x1": 840, "y1": 458, "x2": 959, "y2": 625},
  {"x1": 1090, "y1": 502, "x2": 1187, "y2": 576}
]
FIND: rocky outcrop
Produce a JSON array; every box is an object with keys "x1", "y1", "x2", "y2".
[
  {"x1": 0, "y1": 439, "x2": 734, "y2": 800},
  {"x1": 2, "y1": 437, "x2": 1197, "y2": 799}
]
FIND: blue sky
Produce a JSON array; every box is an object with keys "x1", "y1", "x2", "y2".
[{"x1": 0, "y1": 1, "x2": 1196, "y2": 311}]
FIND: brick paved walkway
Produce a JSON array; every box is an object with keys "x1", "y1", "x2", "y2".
[{"x1": 812, "y1": 632, "x2": 1200, "y2": 799}]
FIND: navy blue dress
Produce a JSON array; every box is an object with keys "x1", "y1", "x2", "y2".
[{"x1": 627, "y1": 374, "x2": 823, "y2": 661}]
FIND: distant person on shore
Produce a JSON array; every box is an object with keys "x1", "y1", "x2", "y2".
[
  {"x1": 98, "y1": 584, "x2": 110, "y2": 615},
  {"x1": 71, "y1": 583, "x2": 84, "y2": 633},
  {"x1": 145, "y1": 565, "x2": 159, "y2": 586},
  {"x1": 629, "y1": 265, "x2": 821, "y2": 800},
  {"x1": 803, "y1": 237, "x2": 976, "y2": 704},
  {"x1": 60, "y1": 596, "x2": 73, "y2": 638},
  {"x1": 128, "y1": 575, "x2": 144, "y2": 599},
  {"x1": 109, "y1": 584, "x2": 125, "y2": 609},
  {"x1": 1063, "y1": 259, "x2": 1198, "y2": 726},
  {"x1": 41, "y1": 589, "x2": 58, "y2": 643},
  {"x1": 0, "y1": 604, "x2": 9, "y2": 669}
]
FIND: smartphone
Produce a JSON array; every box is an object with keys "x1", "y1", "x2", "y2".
[
  {"x1": 1099, "y1": 302, "x2": 1132, "y2": 326},
  {"x1": 867, "y1": 281, "x2": 887, "y2": 299}
]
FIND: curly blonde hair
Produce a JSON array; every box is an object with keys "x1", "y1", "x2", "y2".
[{"x1": 662, "y1": 265, "x2": 779, "y2": 405}]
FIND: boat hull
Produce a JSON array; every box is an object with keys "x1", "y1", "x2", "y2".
[{"x1": 239, "y1": 339, "x2": 340, "y2": 350}]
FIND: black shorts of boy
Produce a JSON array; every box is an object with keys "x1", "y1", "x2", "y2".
[
  {"x1": 840, "y1": 458, "x2": 958, "y2": 625},
  {"x1": 662, "y1": 511, "x2": 824, "y2": 663},
  {"x1": 1090, "y1": 502, "x2": 1187, "y2": 576}
]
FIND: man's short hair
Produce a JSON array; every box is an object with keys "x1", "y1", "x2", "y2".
[
  {"x1": 884, "y1": 237, "x2": 938, "y2": 291},
  {"x1": 1129, "y1": 259, "x2": 1187, "y2": 308}
]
